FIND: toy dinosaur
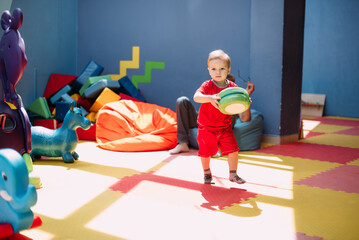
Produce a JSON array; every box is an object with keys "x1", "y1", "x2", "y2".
[
  {"x1": 0, "y1": 148, "x2": 38, "y2": 236},
  {"x1": 31, "y1": 104, "x2": 91, "y2": 163}
]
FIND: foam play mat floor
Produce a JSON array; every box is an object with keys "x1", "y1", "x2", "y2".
[{"x1": 5, "y1": 116, "x2": 359, "y2": 240}]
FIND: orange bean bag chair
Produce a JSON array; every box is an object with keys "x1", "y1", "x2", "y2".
[{"x1": 96, "y1": 100, "x2": 177, "y2": 152}]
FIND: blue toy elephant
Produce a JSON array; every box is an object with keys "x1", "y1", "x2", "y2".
[{"x1": 0, "y1": 148, "x2": 37, "y2": 234}]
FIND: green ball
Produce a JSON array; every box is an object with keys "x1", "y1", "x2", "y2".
[{"x1": 218, "y1": 87, "x2": 250, "y2": 115}]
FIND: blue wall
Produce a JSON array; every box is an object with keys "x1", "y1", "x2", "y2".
[
  {"x1": 303, "y1": 0, "x2": 359, "y2": 118},
  {"x1": 0, "y1": 1, "x2": 12, "y2": 13},
  {"x1": 77, "y1": 0, "x2": 252, "y2": 111},
  {"x1": 77, "y1": 0, "x2": 291, "y2": 137},
  {"x1": 249, "y1": 0, "x2": 284, "y2": 136},
  {"x1": 0, "y1": 0, "x2": 298, "y2": 138}
]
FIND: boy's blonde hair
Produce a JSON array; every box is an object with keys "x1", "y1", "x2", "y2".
[{"x1": 207, "y1": 49, "x2": 231, "y2": 67}]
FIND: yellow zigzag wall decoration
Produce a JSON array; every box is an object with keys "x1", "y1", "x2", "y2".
[
  {"x1": 110, "y1": 46, "x2": 165, "y2": 87},
  {"x1": 110, "y1": 46, "x2": 140, "y2": 80}
]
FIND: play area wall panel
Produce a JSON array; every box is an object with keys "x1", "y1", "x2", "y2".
[
  {"x1": 302, "y1": 0, "x2": 359, "y2": 118},
  {"x1": 77, "y1": 0, "x2": 252, "y2": 112}
]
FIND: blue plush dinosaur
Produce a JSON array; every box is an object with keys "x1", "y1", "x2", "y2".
[
  {"x1": 0, "y1": 148, "x2": 37, "y2": 234},
  {"x1": 31, "y1": 104, "x2": 91, "y2": 163}
]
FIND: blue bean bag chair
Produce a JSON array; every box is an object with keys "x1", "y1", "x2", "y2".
[{"x1": 188, "y1": 109, "x2": 263, "y2": 151}]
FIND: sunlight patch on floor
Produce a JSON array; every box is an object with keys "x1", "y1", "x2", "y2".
[
  {"x1": 32, "y1": 165, "x2": 118, "y2": 219},
  {"x1": 302, "y1": 119, "x2": 321, "y2": 131},
  {"x1": 19, "y1": 229, "x2": 54, "y2": 240},
  {"x1": 239, "y1": 153, "x2": 283, "y2": 162},
  {"x1": 239, "y1": 159, "x2": 294, "y2": 170},
  {"x1": 154, "y1": 154, "x2": 294, "y2": 200},
  {"x1": 77, "y1": 141, "x2": 175, "y2": 172},
  {"x1": 86, "y1": 180, "x2": 297, "y2": 240}
]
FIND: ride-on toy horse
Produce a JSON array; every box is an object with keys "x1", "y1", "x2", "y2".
[{"x1": 31, "y1": 104, "x2": 91, "y2": 163}]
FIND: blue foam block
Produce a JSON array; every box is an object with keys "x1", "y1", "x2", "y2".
[
  {"x1": 50, "y1": 85, "x2": 72, "y2": 105},
  {"x1": 84, "y1": 79, "x2": 121, "y2": 99},
  {"x1": 119, "y1": 76, "x2": 146, "y2": 102},
  {"x1": 60, "y1": 94, "x2": 89, "y2": 117},
  {"x1": 60, "y1": 93, "x2": 76, "y2": 104},
  {"x1": 79, "y1": 75, "x2": 112, "y2": 96},
  {"x1": 72, "y1": 60, "x2": 104, "y2": 93},
  {"x1": 55, "y1": 102, "x2": 71, "y2": 121}
]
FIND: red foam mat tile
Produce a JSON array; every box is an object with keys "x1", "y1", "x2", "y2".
[
  {"x1": 333, "y1": 127, "x2": 359, "y2": 136},
  {"x1": 296, "y1": 232, "x2": 323, "y2": 240},
  {"x1": 302, "y1": 131, "x2": 325, "y2": 139},
  {"x1": 312, "y1": 117, "x2": 359, "y2": 127},
  {"x1": 295, "y1": 165, "x2": 359, "y2": 194},
  {"x1": 254, "y1": 142, "x2": 359, "y2": 164}
]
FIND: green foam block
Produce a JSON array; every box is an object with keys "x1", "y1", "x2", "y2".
[
  {"x1": 79, "y1": 75, "x2": 112, "y2": 96},
  {"x1": 26, "y1": 97, "x2": 52, "y2": 119}
]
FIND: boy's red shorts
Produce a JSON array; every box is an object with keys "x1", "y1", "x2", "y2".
[{"x1": 197, "y1": 125, "x2": 239, "y2": 157}]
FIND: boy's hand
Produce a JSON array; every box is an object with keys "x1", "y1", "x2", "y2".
[
  {"x1": 209, "y1": 94, "x2": 221, "y2": 109},
  {"x1": 246, "y1": 82, "x2": 255, "y2": 96}
]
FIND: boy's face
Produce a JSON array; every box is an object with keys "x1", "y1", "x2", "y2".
[{"x1": 208, "y1": 58, "x2": 231, "y2": 83}]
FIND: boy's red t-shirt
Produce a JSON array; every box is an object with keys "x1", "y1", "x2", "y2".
[{"x1": 196, "y1": 80, "x2": 238, "y2": 128}]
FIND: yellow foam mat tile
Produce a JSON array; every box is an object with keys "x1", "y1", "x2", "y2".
[
  {"x1": 237, "y1": 152, "x2": 340, "y2": 182},
  {"x1": 28, "y1": 190, "x2": 124, "y2": 240},
  {"x1": 301, "y1": 133, "x2": 359, "y2": 148},
  {"x1": 287, "y1": 185, "x2": 359, "y2": 240},
  {"x1": 221, "y1": 184, "x2": 359, "y2": 240},
  {"x1": 347, "y1": 158, "x2": 359, "y2": 166},
  {"x1": 260, "y1": 142, "x2": 274, "y2": 148},
  {"x1": 325, "y1": 116, "x2": 359, "y2": 121},
  {"x1": 307, "y1": 123, "x2": 353, "y2": 133},
  {"x1": 219, "y1": 198, "x2": 263, "y2": 217},
  {"x1": 33, "y1": 158, "x2": 139, "y2": 179}
]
